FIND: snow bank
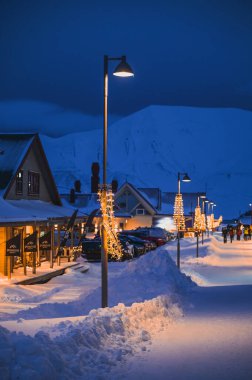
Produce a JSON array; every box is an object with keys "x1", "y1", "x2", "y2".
[
  {"x1": 184, "y1": 235, "x2": 252, "y2": 267},
  {"x1": 2, "y1": 246, "x2": 194, "y2": 321},
  {"x1": 0, "y1": 295, "x2": 182, "y2": 380}
]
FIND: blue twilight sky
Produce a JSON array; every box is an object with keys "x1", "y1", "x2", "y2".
[{"x1": 0, "y1": 0, "x2": 252, "y2": 132}]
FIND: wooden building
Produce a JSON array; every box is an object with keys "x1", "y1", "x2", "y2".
[{"x1": 0, "y1": 134, "x2": 84, "y2": 279}]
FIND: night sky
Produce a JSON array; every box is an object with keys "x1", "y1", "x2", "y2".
[{"x1": 0, "y1": 0, "x2": 252, "y2": 123}]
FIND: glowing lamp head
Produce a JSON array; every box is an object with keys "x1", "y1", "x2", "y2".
[
  {"x1": 113, "y1": 56, "x2": 134, "y2": 77},
  {"x1": 182, "y1": 173, "x2": 191, "y2": 182}
]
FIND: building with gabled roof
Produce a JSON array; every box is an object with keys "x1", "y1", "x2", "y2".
[
  {"x1": 114, "y1": 182, "x2": 206, "y2": 231},
  {"x1": 63, "y1": 181, "x2": 206, "y2": 232},
  {"x1": 0, "y1": 133, "x2": 61, "y2": 204},
  {"x1": 0, "y1": 133, "x2": 85, "y2": 279}
]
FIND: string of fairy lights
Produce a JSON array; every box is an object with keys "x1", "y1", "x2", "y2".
[
  {"x1": 98, "y1": 186, "x2": 123, "y2": 260},
  {"x1": 173, "y1": 193, "x2": 185, "y2": 230},
  {"x1": 194, "y1": 205, "x2": 202, "y2": 231}
]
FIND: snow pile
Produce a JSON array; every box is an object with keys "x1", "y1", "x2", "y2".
[
  {"x1": 0, "y1": 295, "x2": 182, "y2": 380},
  {"x1": 2, "y1": 246, "x2": 194, "y2": 321},
  {"x1": 184, "y1": 235, "x2": 252, "y2": 267},
  {"x1": 109, "y1": 245, "x2": 194, "y2": 304}
]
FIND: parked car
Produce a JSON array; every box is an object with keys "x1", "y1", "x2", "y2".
[
  {"x1": 122, "y1": 227, "x2": 167, "y2": 246},
  {"x1": 119, "y1": 234, "x2": 147, "y2": 256},
  {"x1": 82, "y1": 238, "x2": 134, "y2": 262}
]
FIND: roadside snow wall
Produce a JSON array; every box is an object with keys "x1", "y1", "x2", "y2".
[{"x1": 0, "y1": 295, "x2": 182, "y2": 380}]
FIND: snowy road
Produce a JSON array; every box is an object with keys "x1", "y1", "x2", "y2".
[
  {"x1": 118, "y1": 234, "x2": 252, "y2": 380},
  {"x1": 1, "y1": 233, "x2": 252, "y2": 379},
  {"x1": 123, "y1": 285, "x2": 252, "y2": 380}
]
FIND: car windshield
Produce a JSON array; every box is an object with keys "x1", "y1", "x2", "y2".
[{"x1": 126, "y1": 235, "x2": 145, "y2": 242}]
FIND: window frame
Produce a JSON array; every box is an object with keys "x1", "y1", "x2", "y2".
[
  {"x1": 15, "y1": 170, "x2": 23, "y2": 195},
  {"x1": 136, "y1": 208, "x2": 145, "y2": 215},
  {"x1": 28, "y1": 171, "x2": 40, "y2": 196}
]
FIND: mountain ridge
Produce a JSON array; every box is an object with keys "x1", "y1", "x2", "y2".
[{"x1": 41, "y1": 105, "x2": 252, "y2": 219}]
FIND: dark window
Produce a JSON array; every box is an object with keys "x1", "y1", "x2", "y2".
[
  {"x1": 16, "y1": 171, "x2": 23, "y2": 195},
  {"x1": 28, "y1": 171, "x2": 40, "y2": 195},
  {"x1": 136, "y1": 208, "x2": 145, "y2": 215},
  {"x1": 119, "y1": 202, "x2": 126, "y2": 208}
]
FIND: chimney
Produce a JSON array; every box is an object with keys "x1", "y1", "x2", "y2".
[
  {"x1": 74, "y1": 180, "x2": 81, "y2": 193},
  {"x1": 91, "y1": 162, "x2": 100, "y2": 193},
  {"x1": 111, "y1": 179, "x2": 118, "y2": 193},
  {"x1": 69, "y1": 188, "x2": 75, "y2": 203},
  {"x1": 158, "y1": 188, "x2": 162, "y2": 210}
]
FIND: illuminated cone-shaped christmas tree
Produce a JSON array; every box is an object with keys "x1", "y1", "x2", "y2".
[
  {"x1": 208, "y1": 214, "x2": 216, "y2": 230},
  {"x1": 98, "y1": 186, "x2": 123, "y2": 260},
  {"x1": 194, "y1": 206, "x2": 202, "y2": 231},
  {"x1": 217, "y1": 215, "x2": 223, "y2": 227},
  {"x1": 201, "y1": 212, "x2": 206, "y2": 231},
  {"x1": 173, "y1": 193, "x2": 185, "y2": 230},
  {"x1": 207, "y1": 215, "x2": 212, "y2": 230}
]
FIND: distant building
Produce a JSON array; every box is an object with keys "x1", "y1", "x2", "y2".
[
  {"x1": 61, "y1": 181, "x2": 206, "y2": 233},
  {"x1": 115, "y1": 182, "x2": 206, "y2": 230}
]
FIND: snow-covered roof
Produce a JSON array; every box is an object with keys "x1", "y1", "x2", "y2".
[
  {"x1": 61, "y1": 193, "x2": 130, "y2": 218},
  {"x1": 0, "y1": 134, "x2": 34, "y2": 191},
  {"x1": 116, "y1": 182, "x2": 204, "y2": 216},
  {"x1": 0, "y1": 198, "x2": 84, "y2": 225},
  {"x1": 61, "y1": 193, "x2": 100, "y2": 215},
  {"x1": 138, "y1": 188, "x2": 161, "y2": 209}
]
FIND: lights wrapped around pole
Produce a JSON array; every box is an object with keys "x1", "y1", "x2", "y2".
[
  {"x1": 194, "y1": 206, "x2": 202, "y2": 231},
  {"x1": 201, "y1": 212, "x2": 206, "y2": 231},
  {"x1": 207, "y1": 214, "x2": 214, "y2": 231},
  {"x1": 173, "y1": 193, "x2": 185, "y2": 231},
  {"x1": 98, "y1": 185, "x2": 123, "y2": 260}
]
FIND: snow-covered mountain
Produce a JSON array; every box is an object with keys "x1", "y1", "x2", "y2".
[{"x1": 41, "y1": 105, "x2": 252, "y2": 219}]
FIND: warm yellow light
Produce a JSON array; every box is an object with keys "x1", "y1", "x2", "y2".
[
  {"x1": 98, "y1": 187, "x2": 123, "y2": 260},
  {"x1": 194, "y1": 206, "x2": 202, "y2": 231},
  {"x1": 201, "y1": 213, "x2": 206, "y2": 231},
  {"x1": 173, "y1": 193, "x2": 185, "y2": 231}
]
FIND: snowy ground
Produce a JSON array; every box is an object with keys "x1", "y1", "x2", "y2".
[{"x1": 0, "y1": 233, "x2": 252, "y2": 379}]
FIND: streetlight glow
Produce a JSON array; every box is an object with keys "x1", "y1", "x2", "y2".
[
  {"x1": 113, "y1": 56, "x2": 134, "y2": 77},
  {"x1": 182, "y1": 173, "x2": 191, "y2": 182}
]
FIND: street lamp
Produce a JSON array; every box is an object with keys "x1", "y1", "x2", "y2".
[
  {"x1": 195, "y1": 194, "x2": 205, "y2": 256},
  {"x1": 174, "y1": 172, "x2": 191, "y2": 269},
  {"x1": 249, "y1": 204, "x2": 252, "y2": 225},
  {"x1": 201, "y1": 198, "x2": 208, "y2": 244},
  {"x1": 101, "y1": 55, "x2": 134, "y2": 308}
]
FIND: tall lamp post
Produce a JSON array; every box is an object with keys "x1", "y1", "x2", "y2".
[
  {"x1": 194, "y1": 194, "x2": 205, "y2": 257},
  {"x1": 174, "y1": 172, "x2": 191, "y2": 269},
  {"x1": 208, "y1": 201, "x2": 214, "y2": 235},
  {"x1": 101, "y1": 55, "x2": 134, "y2": 308},
  {"x1": 201, "y1": 198, "x2": 208, "y2": 244},
  {"x1": 249, "y1": 204, "x2": 252, "y2": 226}
]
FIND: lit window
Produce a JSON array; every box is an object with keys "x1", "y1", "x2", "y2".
[
  {"x1": 28, "y1": 171, "x2": 40, "y2": 195},
  {"x1": 16, "y1": 171, "x2": 23, "y2": 195}
]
